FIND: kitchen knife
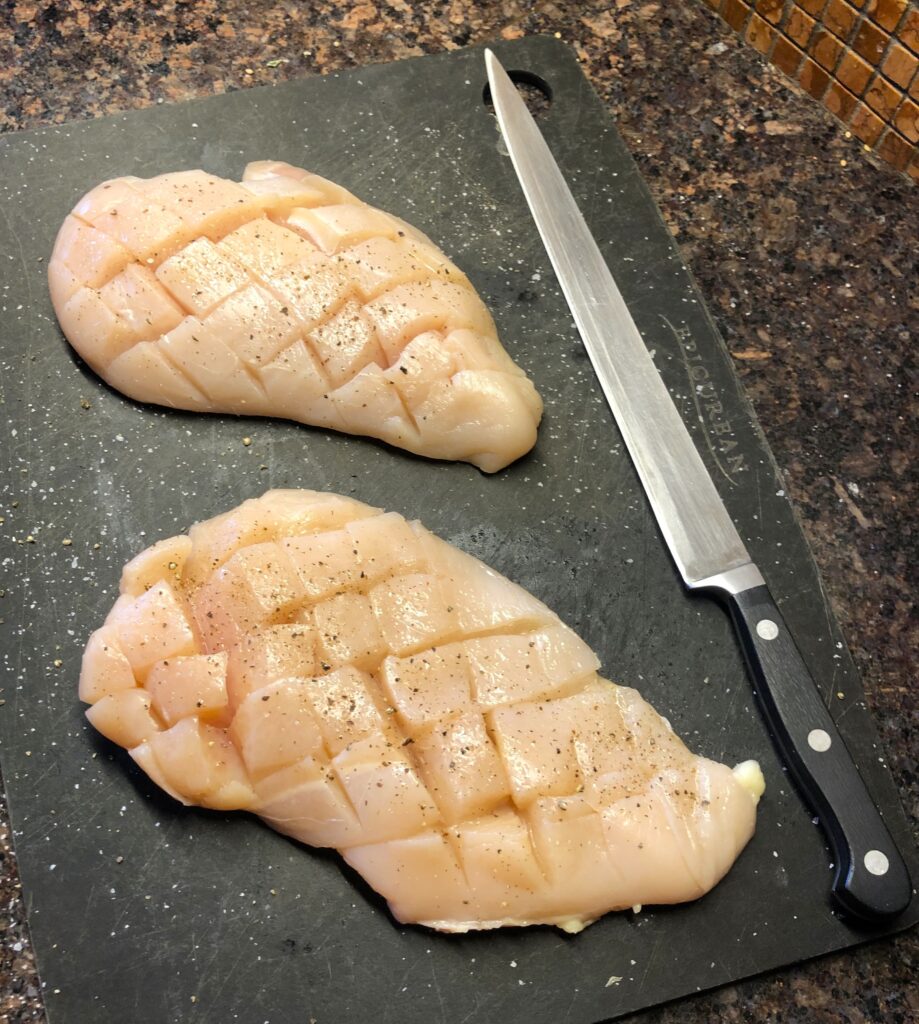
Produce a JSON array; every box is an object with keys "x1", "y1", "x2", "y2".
[{"x1": 485, "y1": 49, "x2": 911, "y2": 922}]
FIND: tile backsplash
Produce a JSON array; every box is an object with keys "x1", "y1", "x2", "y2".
[{"x1": 704, "y1": 0, "x2": 918, "y2": 177}]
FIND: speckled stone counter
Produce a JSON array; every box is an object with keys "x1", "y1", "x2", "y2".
[{"x1": 1, "y1": 2, "x2": 916, "y2": 1021}]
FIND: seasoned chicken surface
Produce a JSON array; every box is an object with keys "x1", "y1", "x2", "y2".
[
  {"x1": 80, "y1": 490, "x2": 762, "y2": 932},
  {"x1": 49, "y1": 163, "x2": 542, "y2": 472}
]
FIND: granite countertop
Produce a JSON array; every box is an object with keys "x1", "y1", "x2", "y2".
[{"x1": 1, "y1": 1, "x2": 916, "y2": 1021}]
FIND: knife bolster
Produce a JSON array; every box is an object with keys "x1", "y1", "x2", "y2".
[{"x1": 688, "y1": 562, "x2": 765, "y2": 596}]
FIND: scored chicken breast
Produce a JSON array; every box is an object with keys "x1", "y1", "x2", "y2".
[
  {"x1": 80, "y1": 490, "x2": 763, "y2": 932},
  {"x1": 49, "y1": 162, "x2": 542, "y2": 472}
]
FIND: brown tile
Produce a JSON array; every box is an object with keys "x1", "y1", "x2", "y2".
[
  {"x1": 894, "y1": 97, "x2": 919, "y2": 141},
  {"x1": 824, "y1": 79, "x2": 860, "y2": 119},
  {"x1": 853, "y1": 17, "x2": 889, "y2": 63},
  {"x1": 810, "y1": 27, "x2": 844, "y2": 68},
  {"x1": 772, "y1": 35, "x2": 805, "y2": 74},
  {"x1": 908, "y1": 154, "x2": 919, "y2": 181},
  {"x1": 747, "y1": 13, "x2": 777, "y2": 52},
  {"x1": 823, "y1": 0, "x2": 860, "y2": 40},
  {"x1": 881, "y1": 43, "x2": 918, "y2": 87},
  {"x1": 900, "y1": 9, "x2": 919, "y2": 53},
  {"x1": 864, "y1": 72, "x2": 901, "y2": 117},
  {"x1": 865, "y1": 0, "x2": 906, "y2": 32},
  {"x1": 798, "y1": 55, "x2": 831, "y2": 96},
  {"x1": 836, "y1": 49, "x2": 874, "y2": 92},
  {"x1": 723, "y1": 0, "x2": 753, "y2": 32},
  {"x1": 875, "y1": 128, "x2": 914, "y2": 169},
  {"x1": 850, "y1": 100, "x2": 885, "y2": 142},
  {"x1": 798, "y1": 0, "x2": 827, "y2": 14},
  {"x1": 755, "y1": 0, "x2": 786, "y2": 24},
  {"x1": 912, "y1": 73, "x2": 919, "y2": 101},
  {"x1": 785, "y1": 6, "x2": 817, "y2": 46}
]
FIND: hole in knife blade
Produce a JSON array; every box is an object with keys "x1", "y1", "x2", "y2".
[{"x1": 482, "y1": 70, "x2": 553, "y2": 118}]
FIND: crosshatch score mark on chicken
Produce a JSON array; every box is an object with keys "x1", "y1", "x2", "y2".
[
  {"x1": 80, "y1": 489, "x2": 764, "y2": 933},
  {"x1": 48, "y1": 162, "x2": 542, "y2": 472}
]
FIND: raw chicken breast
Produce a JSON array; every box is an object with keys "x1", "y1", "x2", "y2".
[
  {"x1": 49, "y1": 162, "x2": 542, "y2": 473},
  {"x1": 80, "y1": 490, "x2": 763, "y2": 932}
]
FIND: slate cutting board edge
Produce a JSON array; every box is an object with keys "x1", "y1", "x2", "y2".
[{"x1": 0, "y1": 36, "x2": 916, "y2": 1024}]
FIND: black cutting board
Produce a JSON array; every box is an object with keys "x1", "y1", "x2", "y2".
[{"x1": 0, "y1": 36, "x2": 915, "y2": 1024}]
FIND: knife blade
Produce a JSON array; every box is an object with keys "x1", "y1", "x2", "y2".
[{"x1": 485, "y1": 48, "x2": 910, "y2": 922}]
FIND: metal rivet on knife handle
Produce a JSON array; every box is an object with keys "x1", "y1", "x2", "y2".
[
  {"x1": 865, "y1": 851, "x2": 890, "y2": 877},
  {"x1": 755, "y1": 619, "x2": 779, "y2": 640},
  {"x1": 807, "y1": 729, "x2": 832, "y2": 753}
]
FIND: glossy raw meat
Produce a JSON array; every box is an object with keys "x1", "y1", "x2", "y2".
[
  {"x1": 80, "y1": 490, "x2": 763, "y2": 932},
  {"x1": 49, "y1": 162, "x2": 542, "y2": 472}
]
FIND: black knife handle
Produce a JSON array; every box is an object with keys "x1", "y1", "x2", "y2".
[{"x1": 719, "y1": 583, "x2": 911, "y2": 921}]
